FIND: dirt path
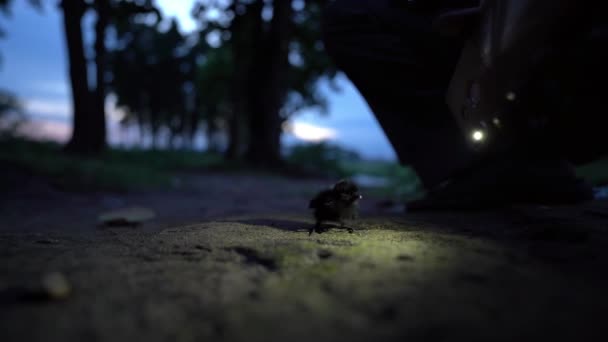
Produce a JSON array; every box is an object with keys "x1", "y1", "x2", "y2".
[
  {"x1": 0, "y1": 172, "x2": 344, "y2": 234},
  {"x1": 2, "y1": 173, "x2": 608, "y2": 341}
]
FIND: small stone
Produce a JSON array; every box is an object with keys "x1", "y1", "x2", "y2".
[
  {"x1": 317, "y1": 249, "x2": 333, "y2": 259},
  {"x1": 505, "y1": 91, "x2": 517, "y2": 101},
  {"x1": 98, "y1": 207, "x2": 156, "y2": 227},
  {"x1": 35, "y1": 238, "x2": 60, "y2": 245},
  {"x1": 378, "y1": 305, "x2": 398, "y2": 320},
  {"x1": 248, "y1": 290, "x2": 261, "y2": 300},
  {"x1": 396, "y1": 254, "x2": 414, "y2": 262},
  {"x1": 457, "y1": 272, "x2": 488, "y2": 284},
  {"x1": 492, "y1": 117, "x2": 501, "y2": 127},
  {"x1": 41, "y1": 272, "x2": 71, "y2": 300},
  {"x1": 376, "y1": 199, "x2": 397, "y2": 208}
]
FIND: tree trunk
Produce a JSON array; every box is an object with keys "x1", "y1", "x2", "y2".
[
  {"x1": 246, "y1": 0, "x2": 292, "y2": 166},
  {"x1": 92, "y1": 0, "x2": 109, "y2": 150},
  {"x1": 62, "y1": 0, "x2": 101, "y2": 155},
  {"x1": 187, "y1": 111, "x2": 198, "y2": 150},
  {"x1": 225, "y1": 105, "x2": 246, "y2": 159},
  {"x1": 225, "y1": 1, "x2": 253, "y2": 160},
  {"x1": 205, "y1": 115, "x2": 221, "y2": 153}
]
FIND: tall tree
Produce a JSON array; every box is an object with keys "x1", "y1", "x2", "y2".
[
  {"x1": 246, "y1": 0, "x2": 293, "y2": 165},
  {"x1": 193, "y1": 0, "x2": 338, "y2": 166},
  {"x1": 195, "y1": 45, "x2": 233, "y2": 152},
  {"x1": 109, "y1": 17, "x2": 198, "y2": 149},
  {"x1": 61, "y1": 0, "x2": 103, "y2": 154},
  {"x1": 63, "y1": 0, "x2": 160, "y2": 153},
  {"x1": 224, "y1": 1, "x2": 257, "y2": 159},
  {"x1": 92, "y1": 0, "x2": 110, "y2": 151}
]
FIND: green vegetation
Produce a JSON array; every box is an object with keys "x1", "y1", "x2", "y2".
[
  {"x1": 11, "y1": 137, "x2": 606, "y2": 200},
  {"x1": 286, "y1": 142, "x2": 424, "y2": 200},
  {"x1": 0, "y1": 139, "x2": 424, "y2": 200},
  {"x1": 0, "y1": 138, "x2": 226, "y2": 192},
  {"x1": 577, "y1": 157, "x2": 608, "y2": 186},
  {"x1": 285, "y1": 142, "x2": 361, "y2": 178},
  {"x1": 344, "y1": 160, "x2": 424, "y2": 201}
]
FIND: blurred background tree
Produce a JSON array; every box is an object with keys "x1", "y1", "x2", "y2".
[
  {"x1": 60, "y1": 0, "x2": 96, "y2": 154},
  {"x1": 1, "y1": 0, "x2": 381, "y2": 177},
  {"x1": 0, "y1": 89, "x2": 22, "y2": 136},
  {"x1": 60, "y1": 0, "x2": 159, "y2": 155},
  {"x1": 0, "y1": 0, "x2": 40, "y2": 136},
  {"x1": 110, "y1": 16, "x2": 190, "y2": 149},
  {"x1": 99, "y1": 0, "x2": 339, "y2": 167},
  {"x1": 191, "y1": 0, "x2": 338, "y2": 166}
]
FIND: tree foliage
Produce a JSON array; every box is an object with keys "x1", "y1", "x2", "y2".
[
  {"x1": 109, "y1": 12, "x2": 202, "y2": 148},
  {"x1": 1, "y1": 0, "x2": 340, "y2": 163},
  {"x1": 62, "y1": 0, "x2": 160, "y2": 154},
  {"x1": 0, "y1": 88, "x2": 23, "y2": 134},
  {"x1": 191, "y1": 0, "x2": 339, "y2": 164}
]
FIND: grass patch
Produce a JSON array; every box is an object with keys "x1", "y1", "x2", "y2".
[
  {"x1": 1, "y1": 138, "x2": 425, "y2": 198},
  {"x1": 0, "y1": 138, "x2": 226, "y2": 192},
  {"x1": 341, "y1": 160, "x2": 424, "y2": 201},
  {"x1": 285, "y1": 142, "x2": 360, "y2": 178},
  {"x1": 285, "y1": 142, "x2": 424, "y2": 201},
  {"x1": 577, "y1": 156, "x2": 608, "y2": 186}
]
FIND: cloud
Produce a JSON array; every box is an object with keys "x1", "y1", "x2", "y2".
[
  {"x1": 283, "y1": 121, "x2": 338, "y2": 142},
  {"x1": 23, "y1": 98, "x2": 71, "y2": 119},
  {"x1": 16, "y1": 118, "x2": 71, "y2": 143}
]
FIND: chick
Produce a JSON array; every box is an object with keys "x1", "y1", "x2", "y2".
[{"x1": 308, "y1": 179, "x2": 362, "y2": 235}]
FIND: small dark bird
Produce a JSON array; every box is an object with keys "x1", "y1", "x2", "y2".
[{"x1": 308, "y1": 179, "x2": 362, "y2": 235}]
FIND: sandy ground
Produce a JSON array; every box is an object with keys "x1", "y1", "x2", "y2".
[{"x1": 2, "y1": 172, "x2": 608, "y2": 341}]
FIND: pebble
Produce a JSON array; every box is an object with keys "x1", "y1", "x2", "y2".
[
  {"x1": 35, "y1": 238, "x2": 60, "y2": 245},
  {"x1": 41, "y1": 272, "x2": 71, "y2": 300},
  {"x1": 317, "y1": 249, "x2": 333, "y2": 259}
]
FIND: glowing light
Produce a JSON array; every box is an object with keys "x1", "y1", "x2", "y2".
[
  {"x1": 471, "y1": 130, "x2": 484, "y2": 142},
  {"x1": 493, "y1": 118, "x2": 503, "y2": 130},
  {"x1": 155, "y1": 0, "x2": 197, "y2": 33},
  {"x1": 505, "y1": 91, "x2": 517, "y2": 101},
  {"x1": 283, "y1": 121, "x2": 337, "y2": 142}
]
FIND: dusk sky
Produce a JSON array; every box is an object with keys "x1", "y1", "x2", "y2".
[{"x1": 0, "y1": 0, "x2": 397, "y2": 160}]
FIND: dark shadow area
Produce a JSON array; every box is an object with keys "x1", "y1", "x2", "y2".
[
  {"x1": 225, "y1": 246, "x2": 279, "y2": 271},
  {"x1": 400, "y1": 206, "x2": 602, "y2": 243},
  {"x1": 231, "y1": 218, "x2": 357, "y2": 235},
  {"x1": 229, "y1": 218, "x2": 312, "y2": 233}
]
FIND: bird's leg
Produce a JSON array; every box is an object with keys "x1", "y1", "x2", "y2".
[
  {"x1": 341, "y1": 221, "x2": 354, "y2": 234},
  {"x1": 311, "y1": 221, "x2": 323, "y2": 235},
  {"x1": 310, "y1": 221, "x2": 318, "y2": 235},
  {"x1": 315, "y1": 221, "x2": 324, "y2": 234}
]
